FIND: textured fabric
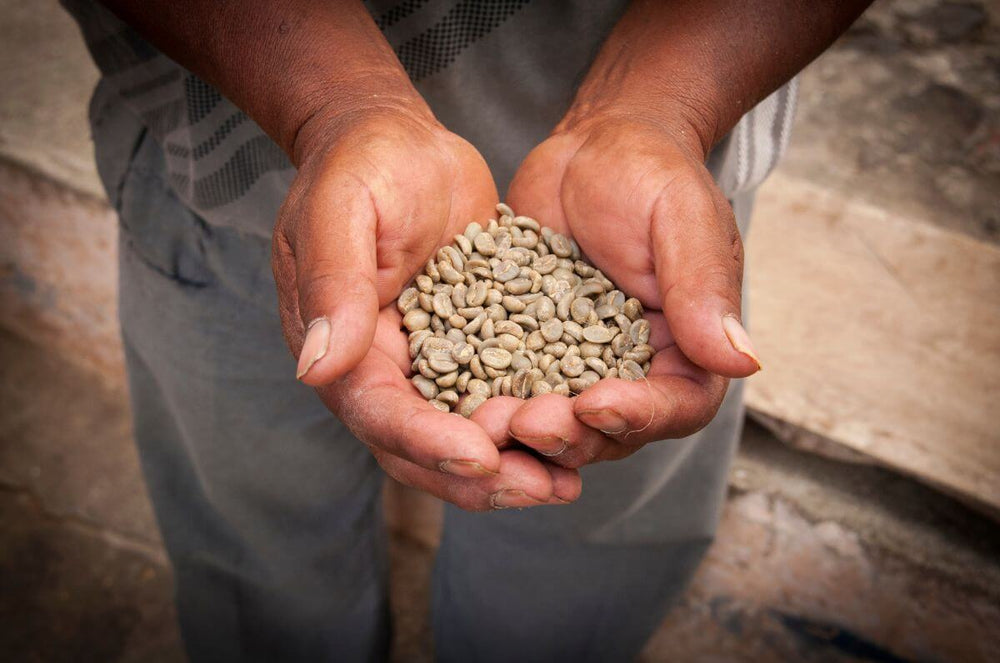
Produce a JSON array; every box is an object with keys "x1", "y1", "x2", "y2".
[
  {"x1": 71, "y1": 1, "x2": 779, "y2": 660},
  {"x1": 64, "y1": 0, "x2": 795, "y2": 237}
]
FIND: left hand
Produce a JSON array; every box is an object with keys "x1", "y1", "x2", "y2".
[{"x1": 502, "y1": 113, "x2": 761, "y2": 468}]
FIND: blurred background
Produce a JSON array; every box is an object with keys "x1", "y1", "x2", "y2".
[{"x1": 1, "y1": 0, "x2": 998, "y2": 661}]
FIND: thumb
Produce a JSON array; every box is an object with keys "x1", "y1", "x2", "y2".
[
  {"x1": 278, "y1": 179, "x2": 380, "y2": 386},
  {"x1": 652, "y1": 175, "x2": 761, "y2": 378}
]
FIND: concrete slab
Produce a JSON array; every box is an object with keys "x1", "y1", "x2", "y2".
[
  {"x1": 0, "y1": 160, "x2": 122, "y2": 384},
  {"x1": 640, "y1": 422, "x2": 1000, "y2": 663},
  {"x1": 0, "y1": 0, "x2": 102, "y2": 198},
  {"x1": 745, "y1": 172, "x2": 1000, "y2": 517}
]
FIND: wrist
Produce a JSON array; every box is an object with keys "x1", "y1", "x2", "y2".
[
  {"x1": 556, "y1": 93, "x2": 716, "y2": 163},
  {"x1": 288, "y1": 81, "x2": 436, "y2": 168},
  {"x1": 558, "y1": 60, "x2": 722, "y2": 162}
]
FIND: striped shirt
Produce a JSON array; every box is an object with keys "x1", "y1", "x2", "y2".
[{"x1": 62, "y1": 0, "x2": 795, "y2": 238}]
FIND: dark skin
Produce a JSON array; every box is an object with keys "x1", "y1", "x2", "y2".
[{"x1": 100, "y1": 0, "x2": 872, "y2": 509}]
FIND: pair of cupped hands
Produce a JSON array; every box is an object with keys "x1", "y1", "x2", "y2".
[{"x1": 271, "y1": 100, "x2": 761, "y2": 511}]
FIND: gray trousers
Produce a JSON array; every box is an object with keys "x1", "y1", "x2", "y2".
[{"x1": 98, "y1": 98, "x2": 751, "y2": 663}]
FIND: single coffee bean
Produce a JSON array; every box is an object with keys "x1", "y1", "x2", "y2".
[
  {"x1": 454, "y1": 233, "x2": 473, "y2": 256},
  {"x1": 494, "y1": 320, "x2": 524, "y2": 338},
  {"x1": 570, "y1": 297, "x2": 595, "y2": 324},
  {"x1": 492, "y1": 260, "x2": 519, "y2": 282},
  {"x1": 525, "y1": 330, "x2": 546, "y2": 351},
  {"x1": 464, "y1": 221, "x2": 483, "y2": 242},
  {"x1": 480, "y1": 347, "x2": 513, "y2": 370},
  {"x1": 427, "y1": 352, "x2": 459, "y2": 374},
  {"x1": 543, "y1": 342, "x2": 568, "y2": 358},
  {"x1": 611, "y1": 332, "x2": 634, "y2": 357},
  {"x1": 416, "y1": 275, "x2": 434, "y2": 293},
  {"x1": 582, "y1": 325, "x2": 615, "y2": 343},
  {"x1": 531, "y1": 380, "x2": 553, "y2": 397},
  {"x1": 497, "y1": 333, "x2": 521, "y2": 353},
  {"x1": 623, "y1": 297, "x2": 644, "y2": 321},
  {"x1": 469, "y1": 355, "x2": 487, "y2": 380},
  {"x1": 452, "y1": 342, "x2": 475, "y2": 364},
  {"x1": 549, "y1": 233, "x2": 573, "y2": 258},
  {"x1": 435, "y1": 370, "x2": 459, "y2": 388},
  {"x1": 619, "y1": 360, "x2": 645, "y2": 381},
  {"x1": 456, "y1": 370, "x2": 471, "y2": 393},
  {"x1": 412, "y1": 375, "x2": 439, "y2": 400},
  {"x1": 467, "y1": 378, "x2": 490, "y2": 398},
  {"x1": 437, "y1": 390, "x2": 460, "y2": 407},
  {"x1": 474, "y1": 232, "x2": 497, "y2": 256},
  {"x1": 561, "y1": 354, "x2": 585, "y2": 377},
  {"x1": 629, "y1": 319, "x2": 650, "y2": 345},
  {"x1": 403, "y1": 309, "x2": 431, "y2": 332},
  {"x1": 502, "y1": 295, "x2": 527, "y2": 313},
  {"x1": 409, "y1": 330, "x2": 433, "y2": 359},
  {"x1": 585, "y1": 357, "x2": 608, "y2": 377},
  {"x1": 397, "y1": 287, "x2": 420, "y2": 314},
  {"x1": 509, "y1": 313, "x2": 539, "y2": 331},
  {"x1": 540, "y1": 318, "x2": 564, "y2": 343},
  {"x1": 458, "y1": 393, "x2": 487, "y2": 417}
]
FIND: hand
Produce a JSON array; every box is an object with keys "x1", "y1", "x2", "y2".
[
  {"x1": 502, "y1": 113, "x2": 761, "y2": 468},
  {"x1": 273, "y1": 105, "x2": 499, "y2": 384},
  {"x1": 273, "y1": 105, "x2": 581, "y2": 510}
]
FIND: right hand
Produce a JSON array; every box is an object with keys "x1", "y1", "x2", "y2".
[
  {"x1": 272, "y1": 105, "x2": 581, "y2": 510},
  {"x1": 272, "y1": 103, "x2": 498, "y2": 385}
]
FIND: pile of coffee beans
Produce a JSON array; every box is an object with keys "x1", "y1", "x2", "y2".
[{"x1": 397, "y1": 204, "x2": 653, "y2": 417}]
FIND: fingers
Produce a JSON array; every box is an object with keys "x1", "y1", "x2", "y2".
[
  {"x1": 274, "y1": 173, "x2": 381, "y2": 386},
  {"x1": 321, "y1": 345, "x2": 502, "y2": 477},
  {"x1": 544, "y1": 462, "x2": 583, "y2": 504},
  {"x1": 373, "y1": 446, "x2": 580, "y2": 511},
  {"x1": 508, "y1": 394, "x2": 613, "y2": 469},
  {"x1": 470, "y1": 396, "x2": 524, "y2": 449},
  {"x1": 511, "y1": 346, "x2": 728, "y2": 462},
  {"x1": 573, "y1": 345, "x2": 728, "y2": 447},
  {"x1": 651, "y1": 172, "x2": 760, "y2": 378},
  {"x1": 320, "y1": 312, "x2": 581, "y2": 512}
]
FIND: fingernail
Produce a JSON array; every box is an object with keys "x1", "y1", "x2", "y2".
[
  {"x1": 490, "y1": 489, "x2": 545, "y2": 510},
  {"x1": 722, "y1": 314, "x2": 762, "y2": 371},
  {"x1": 439, "y1": 459, "x2": 498, "y2": 478},
  {"x1": 296, "y1": 318, "x2": 331, "y2": 379},
  {"x1": 511, "y1": 434, "x2": 568, "y2": 457},
  {"x1": 576, "y1": 409, "x2": 628, "y2": 434}
]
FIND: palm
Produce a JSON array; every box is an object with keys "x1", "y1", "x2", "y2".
[{"x1": 502, "y1": 119, "x2": 738, "y2": 466}]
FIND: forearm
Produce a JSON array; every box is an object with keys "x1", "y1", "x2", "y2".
[
  {"x1": 99, "y1": 0, "x2": 429, "y2": 164},
  {"x1": 563, "y1": 0, "x2": 872, "y2": 156}
]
